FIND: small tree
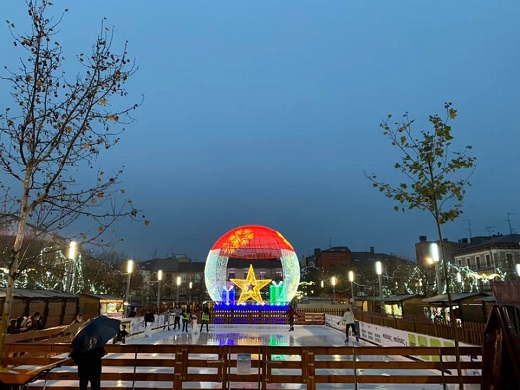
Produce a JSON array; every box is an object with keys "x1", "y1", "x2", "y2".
[
  {"x1": 0, "y1": 1, "x2": 146, "y2": 361},
  {"x1": 366, "y1": 102, "x2": 475, "y2": 388}
]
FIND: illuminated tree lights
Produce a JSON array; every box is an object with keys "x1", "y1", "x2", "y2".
[{"x1": 204, "y1": 225, "x2": 300, "y2": 305}]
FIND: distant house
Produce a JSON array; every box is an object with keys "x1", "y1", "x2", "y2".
[
  {"x1": 452, "y1": 234, "x2": 520, "y2": 275},
  {"x1": 139, "y1": 256, "x2": 207, "y2": 306}
]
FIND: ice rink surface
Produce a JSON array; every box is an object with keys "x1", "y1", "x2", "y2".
[
  {"x1": 122, "y1": 325, "x2": 469, "y2": 389},
  {"x1": 33, "y1": 325, "x2": 476, "y2": 389}
]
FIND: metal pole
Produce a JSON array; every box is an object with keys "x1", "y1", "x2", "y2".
[
  {"x1": 348, "y1": 271, "x2": 354, "y2": 306},
  {"x1": 65, "y1": 241, "x2": 77, "y2": 293},
  {"x1": 378, "y1": 273, "x2": 383, "y2": 314},
  {"x1": 176, "y1": 276, "x2": 181, "y2": 308},
  {"x1": 435, "y1": 261, "x2": 442, "y2": 295},
  {"x1": 125, "y1": 273, "x2": 131, "y2": 316},
  {"x1": 156, "y1": 270, "x2": 163, "y2": 312},
  {"x1": 124, "y1": 259, "x2": 134, "y2": 318},
  {"x1": 156, "y1": 280, "x2": 161, "y2": 312}
]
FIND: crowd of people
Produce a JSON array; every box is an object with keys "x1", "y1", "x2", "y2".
[{"x1": 8, "y1": 311, "x2": 45, "y2": 334}]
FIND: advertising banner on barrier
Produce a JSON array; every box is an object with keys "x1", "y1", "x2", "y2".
[{"x1": 325, "y1": 313, "x2": 480, "y2": 377}]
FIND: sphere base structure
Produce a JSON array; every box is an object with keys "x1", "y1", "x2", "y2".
[{"x1": 213, "y1": 303, "x2": 290, "y2": 326}]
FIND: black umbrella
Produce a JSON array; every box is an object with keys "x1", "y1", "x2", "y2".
[{"x1": 71, "y1": 316, "x2": 120, "y2": 353}]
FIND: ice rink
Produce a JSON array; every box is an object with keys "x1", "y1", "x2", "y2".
[{"x1": 32, "y1": 324, "x2": 475, "y2": 389}]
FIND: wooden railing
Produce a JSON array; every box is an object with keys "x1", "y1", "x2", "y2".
[
  {"x1": 0, "y1": 342, "x2": 482, "y2": 389},
  {"x1": 4, "y1": 325, "x2": 70, "y2": 344}
]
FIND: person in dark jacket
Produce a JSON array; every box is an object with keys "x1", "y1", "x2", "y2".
[
  {"x1": 112, "y1": 324, "x2": 129, "y2": 344},
  {"x1": 286, "y1": 305, "x2": 300, "y2": 331},
  {"x1": 31, "y1": 311, "x2": 45, "y2": 330},
  {"x1": 144, "y1": 311, "x2": 154, "y2": 337},
  {"x1": 70, "y1": 347, "x2": 106, "y2": 390}
]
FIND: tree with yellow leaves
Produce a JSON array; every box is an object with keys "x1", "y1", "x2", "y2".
[{"x1": 0, "y1": 0, "x2": 146, "y2": 360}]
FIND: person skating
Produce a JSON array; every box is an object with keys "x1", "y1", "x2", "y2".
[
  {"x1": 144, "y1": 310, "x2": 154, "y2": 337},
  {"x1": 338, "y1": 307, "x2": 359, "y2": 343},
  {"x1": 287, "y1": 305, "x2": 300, "y2": 331},
  {"x1": 173, "y1": 307, "x2": 181, "y2": 330},
  {"x1": 200, "y1": 306, "x2": 210, "y2": 332},
  {"x1": 112, "y1": 324, "x2": 129, "y2": 344},
  {"x1": 181, "y1": 308, "x2": 191, "y2": 332}
]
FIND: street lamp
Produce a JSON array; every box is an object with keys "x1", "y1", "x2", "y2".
[
  {"x1": 348, "y1": 270, "x2": 355, "y2": 306},
  {"x1": 189, "y1": 281, "x2": 193, "y2": 304},
  {"x1": 376, "y1": 261, "x2": 383, "y2": 314},
  {"x1": 516, "y1": 263, "x2": 520, "y2": 277},
  {"x1": 176, "y1": 276, "x2": 181, "y2": 307},
  {"x1": 331, "y1": 276, "x2": 337, "y2": 304},
  {"x1": 456, "y1": 271, "x2": 462, "y2": 293},
  {"x1": 124, "y1": 259, "x2": 134, "y2": 317},
  {"x1": 65, "y1": 241, "x2": 77, "y2": 293},
  {"x1": 156, "y1": 270, "x2": 163, "y2": 312},
  {"x1": 431, "y1": 242, "x2": 442, "y2": 295}
]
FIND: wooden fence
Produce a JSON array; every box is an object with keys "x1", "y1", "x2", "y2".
[{"x1": 0, "y1": 342, "x2": 482, "y2": 389}]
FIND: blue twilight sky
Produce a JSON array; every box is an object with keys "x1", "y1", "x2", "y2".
[{"x1": 1, "y1": 1, "x2": 519, "y2": 262}]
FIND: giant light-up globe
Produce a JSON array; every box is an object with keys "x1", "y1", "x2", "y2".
[{"x1": 204, "y1": 225, "x2": 300, "y2": 304}]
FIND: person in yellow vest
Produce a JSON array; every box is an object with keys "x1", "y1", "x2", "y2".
[
  {"x1": 181, "y1": 308, "x2": 191, "y2": 332},
  {"x1": 200, "y1": 306, "x2": 210, "y2": 332}
]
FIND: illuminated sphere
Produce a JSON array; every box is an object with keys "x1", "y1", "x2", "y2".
[{"x1": 204, "y1": 225, "x2": 300, "y2": 303}]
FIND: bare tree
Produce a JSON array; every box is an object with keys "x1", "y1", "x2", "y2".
[
  {"x1": 0, "y1": 0, "x2": 146, "y2": 360},
  {"x1": 366, "y1": 103, "x2": 475, "y2": 388}
]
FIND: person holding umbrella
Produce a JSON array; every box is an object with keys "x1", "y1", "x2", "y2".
[
  {"x1": 70, "y1": 346, "x2": 106, "y2": 390},
  {"x1": 70, "y1": 315, "x2": 120, "y2": 390}
]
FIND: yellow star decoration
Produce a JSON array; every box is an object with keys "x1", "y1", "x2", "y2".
[{"x1": 230, "y1": 264, "x2": 272, "y2": 304}]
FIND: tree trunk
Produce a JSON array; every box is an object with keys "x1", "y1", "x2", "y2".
[{"x1": 436, "y1": 220, "x2": 464, "y2": 390}]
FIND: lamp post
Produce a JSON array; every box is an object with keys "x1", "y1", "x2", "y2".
[
  {"x1": 516, "y1": 263, "x2": 520, "y2": 277},
  {"x1": 348, "y1": 270, "x2": 354, "y2": 306},
  {"x1": 189, "y1": 281, "x2": 193, "y2": 304},
  {"x1": 156, "y1": 270, "x2": 163, "y2": 312},
  {"x1": 124, "y1": 259, "x2": 134, "y2": 317},
  {"x1": 65, "y1": 241, "x2": 77, "y2": 293},
  {"x1": 376, "y1": 261, "x2": 383, "y2": 314},
  {"x1": 331, "y1": 276, "x2": 337, "y2": 304},
  {"x1": 176, "y1": 276, "x2": 181, "y2": 308},
  {"x1": 431, "y1": 242, "x2": 442, "y2": 295},
  {"x1": 456, "y1": 271, "x2": 462, "y2": 293}
]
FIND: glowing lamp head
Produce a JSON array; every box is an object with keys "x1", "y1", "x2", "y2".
[
  {"x1": 348, "y1": 271, "x2": 354, "y2": 282},
  {"x1": 126, "y1": 259, "x2": 134, "y2": 274},
  {"x1": 176, "y1": 276, "x2": 181, "y2": 286},
  {"x1": 430, "y1": 243, "x2": 439, "y2": 262},
  {"x1": 331, "y1": 276, "x2": 337, "y2": 286},
  {"x1": 157, "y1": 270, "x2": 163, "y2": 281},
  {"x1": 68, "y1": 241, "x2": 77, "y2": 260},
  {"x1": 376, "y1": 261, "x2": 382, "y2": 275}
]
